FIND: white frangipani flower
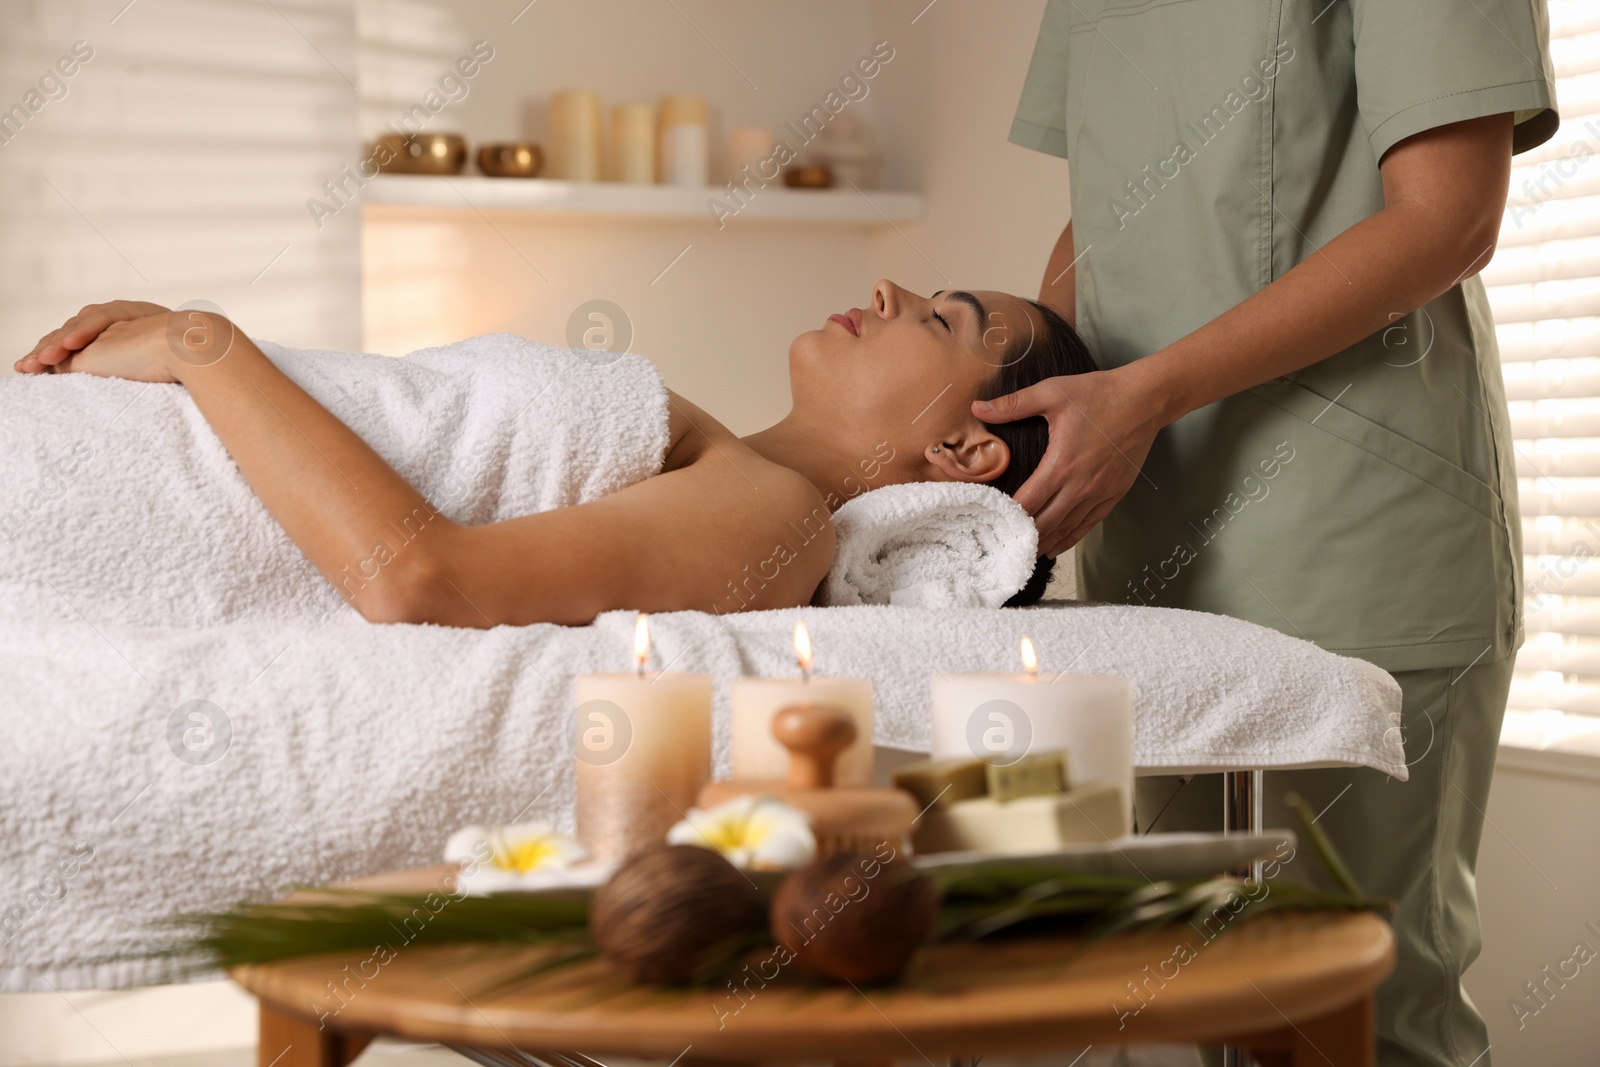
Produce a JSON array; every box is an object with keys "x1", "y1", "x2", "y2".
[
  {"x1": 445, "y1": 821, "x2": 598, "y2": 894},
  {"x1": 666, "y1": 794, "x2": 817, "y2": 870}
]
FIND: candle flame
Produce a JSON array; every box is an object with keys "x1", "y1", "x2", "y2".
[
  {"x1": 1020, "y1": 635, "x2": 1038, "y2": 677},
  {"x1": 793, "y1": 620, "x2": 813, "y2": 679},
  {"x1": 634, "y1": 612, "x2": 650, "y2": 675}
]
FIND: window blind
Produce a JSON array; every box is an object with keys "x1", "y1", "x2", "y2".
[
  {"x1": 0, "y1": 0, "x2": 362, "y2": 357},
  {"x1": 1485, "y1": 0, "x2": 1600, "y2": 717}
]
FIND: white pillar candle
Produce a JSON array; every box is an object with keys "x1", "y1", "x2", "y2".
[
  {"x1": 550, "y1": 88, "x2": 603, "y2": 181},
  {"x1": 730, "y1": 621, "x2": 874, "y2": 786},
  {"x1": 609, "y1": 102, "x2": 656, "y2": 183},
  {"x1": 575, "y1": 615, "x2": 713, "y2": 863},
  {"x1": 658, "y1": 93, "x2": 709, "y2": 186},
  {"x1": 929, "y1": 637, "x2": 1134, "y2": 836},
  {"x1": 726, "y1": 126, "x2": 775, "y2": 183}
]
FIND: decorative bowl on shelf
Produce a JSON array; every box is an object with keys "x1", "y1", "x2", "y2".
[
  {"x1": 478, "y1": 141, "x2": 544, "y2": 178},
  {"x1": 783, "y1": 163, "x2": 834, "y2": 189},
  {"x1": 375, "y1": 132, "x2": 468, "y2": 175}
]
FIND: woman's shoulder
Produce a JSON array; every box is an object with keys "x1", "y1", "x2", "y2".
[
  {"x1": 659, "y1": 391, "x2": 835, "y2": 571},
  {"x1": 668, "y1": 395, "x2": 826, "y2": 499}
]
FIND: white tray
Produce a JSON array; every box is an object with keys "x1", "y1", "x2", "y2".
[{"x1": 911, "y1": 829, "x2": 1298, "y2": 882}]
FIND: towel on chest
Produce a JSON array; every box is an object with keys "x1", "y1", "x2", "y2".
[{"x1": 0, "y1": 335, "x2": 671, "y2": 628}]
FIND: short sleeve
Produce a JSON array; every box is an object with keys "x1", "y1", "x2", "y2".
[
  {"x1": 1351, "y1": 0, "x2": 1559, "y2": 160},
  {"x1": 1009, "y1": 0, "x2": 1076, "y2": 159}
]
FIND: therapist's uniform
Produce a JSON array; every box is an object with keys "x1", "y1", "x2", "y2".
[{"x1": 1011, "y1": 3, "x2": 1557, "y2": 1065}]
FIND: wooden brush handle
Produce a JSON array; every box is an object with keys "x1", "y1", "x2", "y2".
[{"x1": 772, "y1": 704, "x2": 857, "y2": 789}]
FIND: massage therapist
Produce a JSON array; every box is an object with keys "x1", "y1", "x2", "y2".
[{"x1": 979, "y1": 4, "x2": 1557, "y2": 1065}]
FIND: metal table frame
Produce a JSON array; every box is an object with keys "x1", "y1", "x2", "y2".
[{"x1": 1223, "y1": 768, "x2": 1266, "y2": 1067}]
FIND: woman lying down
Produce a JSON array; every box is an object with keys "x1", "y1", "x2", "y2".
[{"x1": 9, "y1": 282, "x2": 1093, "y2": 626}]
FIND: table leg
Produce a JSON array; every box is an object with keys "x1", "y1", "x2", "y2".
[
  {"x1": 259, "y1": 1002, "x2": 373, "y2": 1067},
  {"x1": 1288, "y1": 995, "x2": 1375, "y2": 1067}
]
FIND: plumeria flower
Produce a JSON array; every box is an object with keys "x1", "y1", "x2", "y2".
[
  {"x1": 445, "y1": 821, "x2": 601, "y2": 894},
  {"x1": 666, "y1": 794, "x2": 817, "y2": 870}
]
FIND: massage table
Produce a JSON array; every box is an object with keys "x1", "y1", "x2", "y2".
[{"x1": 0, "y1": 599, "x2": 1401, "y2": 993}]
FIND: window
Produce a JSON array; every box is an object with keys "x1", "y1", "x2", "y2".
[
  {"x1": 1488, "y1": 1, "x2": 1600, "y2": 735},
  {"x1": 0, "y1": 0, "x2": 362, "y2": 355}
]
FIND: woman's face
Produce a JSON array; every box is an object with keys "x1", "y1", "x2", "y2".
[{"x1": 789, "y1": 279, "x2": 1045, "y2": 485}]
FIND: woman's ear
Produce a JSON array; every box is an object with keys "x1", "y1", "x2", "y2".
[{"x1": 925, "y1": 420, "x2": 1010, "y2": 483}]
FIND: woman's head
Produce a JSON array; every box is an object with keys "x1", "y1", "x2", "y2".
[{"x1": 788, "y1": 280, "x2": 1096, "y2": 603}]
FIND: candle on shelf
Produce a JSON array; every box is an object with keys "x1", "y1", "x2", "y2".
[
  {"x1": 609, "y1": 102, "x2": 656, "y2": 183},
  {"x1": 929, "y1": 636, "x2": 1135, "y2": 836},
  {"x1": 575, "y1": 613, "x2": 713, "y2": 863},
  {"x1": 726, "y1": 127, "x2": 774, "y2": 184},
  {"x1": 550, "y1": 88, "x2": 603, "y2": 181},
  {"x1": 658, "y1": 93, "x2": 709, "y2": 186},
  {"x1": 730, "y1": 621, "x2": 874, "y2": 786}
]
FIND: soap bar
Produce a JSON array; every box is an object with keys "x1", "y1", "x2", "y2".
[
  {"x1": 911, "y1": 782, "x2": 1128, "y2": 855},
  {"x1": 892, "y1": 757, "x2": 988, "y2": 810},
  {"x1": 985, "y1": 750, "x2": 1068, "y2": 800}
]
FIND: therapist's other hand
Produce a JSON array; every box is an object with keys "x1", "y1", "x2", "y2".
[
  {"x1": 16, "y1": 300, "x2": 171, "y2": 375},
  {"x1": 973, "y1": 363, "x2": 1166, "y2": 557}
]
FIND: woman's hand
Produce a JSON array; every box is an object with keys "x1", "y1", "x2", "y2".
[
  {"x1": 15, "y1": 300, "x2": 172, "y2": 375},
  {"x1": 973, "y1": 361, "x2": 1171, "y2": 557}
]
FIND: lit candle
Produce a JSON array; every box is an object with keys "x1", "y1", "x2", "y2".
[
  {"x1": 730, "y1": 621, "x2": 874, "y2": 786},
  {"x1": 574, "y1": 613, "x2": 713, "y2": 863},
  {"x1": 550, "y1": 88, "x2": 603, "y2": 181},
  {"x1": 929, "y1": 636, "x2": 1135, "y2": 836}
]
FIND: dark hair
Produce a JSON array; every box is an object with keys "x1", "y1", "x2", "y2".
[{"x1": 977, "y1": 300, "x2": 1098, "y2": 607}]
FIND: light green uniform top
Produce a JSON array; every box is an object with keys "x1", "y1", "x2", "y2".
[{"x1": 1011, "y1": 0, "x2": 1559, "y2": 672}]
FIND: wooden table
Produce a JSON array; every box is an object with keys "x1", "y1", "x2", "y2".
[{"x1": 233, "y1": 867, "x2": 1394, "y2": 1067}]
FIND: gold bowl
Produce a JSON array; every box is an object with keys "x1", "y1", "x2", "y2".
[
  {"x1": 477, "y1": 141, "x2": 544, "y2": 178},
  {"x1": 783, "y1": 163, "x2": 834, "y2": 189},
  {"x1": 374, "y1": 132, "x2": 468, "y2": 175}
]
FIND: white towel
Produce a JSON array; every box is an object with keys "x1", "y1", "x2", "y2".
[
  {"x1": 725, "y1": 602, "x2": 1407, "y2": 780},
  {"x1": 0, "y1": 335, "x2": 670, "y2": 628},
  {"x1": 821, "y1": 482, "x2": 1039, "y2": 608},
  {"x1": 0, "y1": 602, "x2": 1401, "y2": 993}
]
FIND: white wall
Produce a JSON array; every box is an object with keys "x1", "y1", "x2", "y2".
[
  {"x1": 358, "y1": 0, "x2": 889, "y2": 434},
  {"x1": 1464, "y1": 750, "x2": 1600, "y2": 1065},
  {"x1": 865, "y1": 0, "x2": 1069, "y2": 302}
]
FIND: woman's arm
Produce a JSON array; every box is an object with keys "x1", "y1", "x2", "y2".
[
  {"x1": 1038, "y1": 218, "x2": 1078, "y2": 325},
  {"x1": 1132, "y1": 113, "x2": 1510, "y2": 427},
  {"x1": 982, "y1": 112, "x2": 1515, "y2": 555},
  {"x1": 34, "y1": 311, "x2": 833, "y2": 626}
]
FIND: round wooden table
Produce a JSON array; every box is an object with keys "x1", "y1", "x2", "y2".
[{"x1": 233, "y1": 866, "x2": 1394, "y2": 1067}]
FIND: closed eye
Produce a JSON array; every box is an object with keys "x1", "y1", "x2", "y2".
[{"x1": 932, "y1": 309, "x2": 951, "y2": 333}]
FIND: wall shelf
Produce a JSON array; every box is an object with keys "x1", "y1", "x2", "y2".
[{"x1": 362, "y1": 174, "x2": 922, "y2": 226}]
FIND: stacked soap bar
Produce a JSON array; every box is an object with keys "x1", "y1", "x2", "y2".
[{"x1": 893, "y1": 751, "x2": 1126, "y2": 854}]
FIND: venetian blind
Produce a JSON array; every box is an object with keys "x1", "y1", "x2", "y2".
[
  {"x1": 1485, "y1": 0, "x2": 1600, "y2": 717},
  {"x1": 0, "y1": 0, "x2": 362, "y2": 357}
]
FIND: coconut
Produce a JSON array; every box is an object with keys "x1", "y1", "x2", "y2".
[
  {"x1": 588, "y1": 844, "x2": 766, "y2": 984},
  {"x1": 770, "y1": 849, "x2": 938, "y2": 984}
]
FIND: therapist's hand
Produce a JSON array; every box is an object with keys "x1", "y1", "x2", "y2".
[{"x1": 974, "y1": 362, "x2": 1168, "y2": 557}]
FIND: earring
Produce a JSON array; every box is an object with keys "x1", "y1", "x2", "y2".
[{"x1": 931, "y1": 445, "x2": 941, "y2": 454}]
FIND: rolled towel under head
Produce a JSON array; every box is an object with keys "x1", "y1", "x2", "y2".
[{"x1": 821, "y1": 481, "x2": 1039, "y2": 608}]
